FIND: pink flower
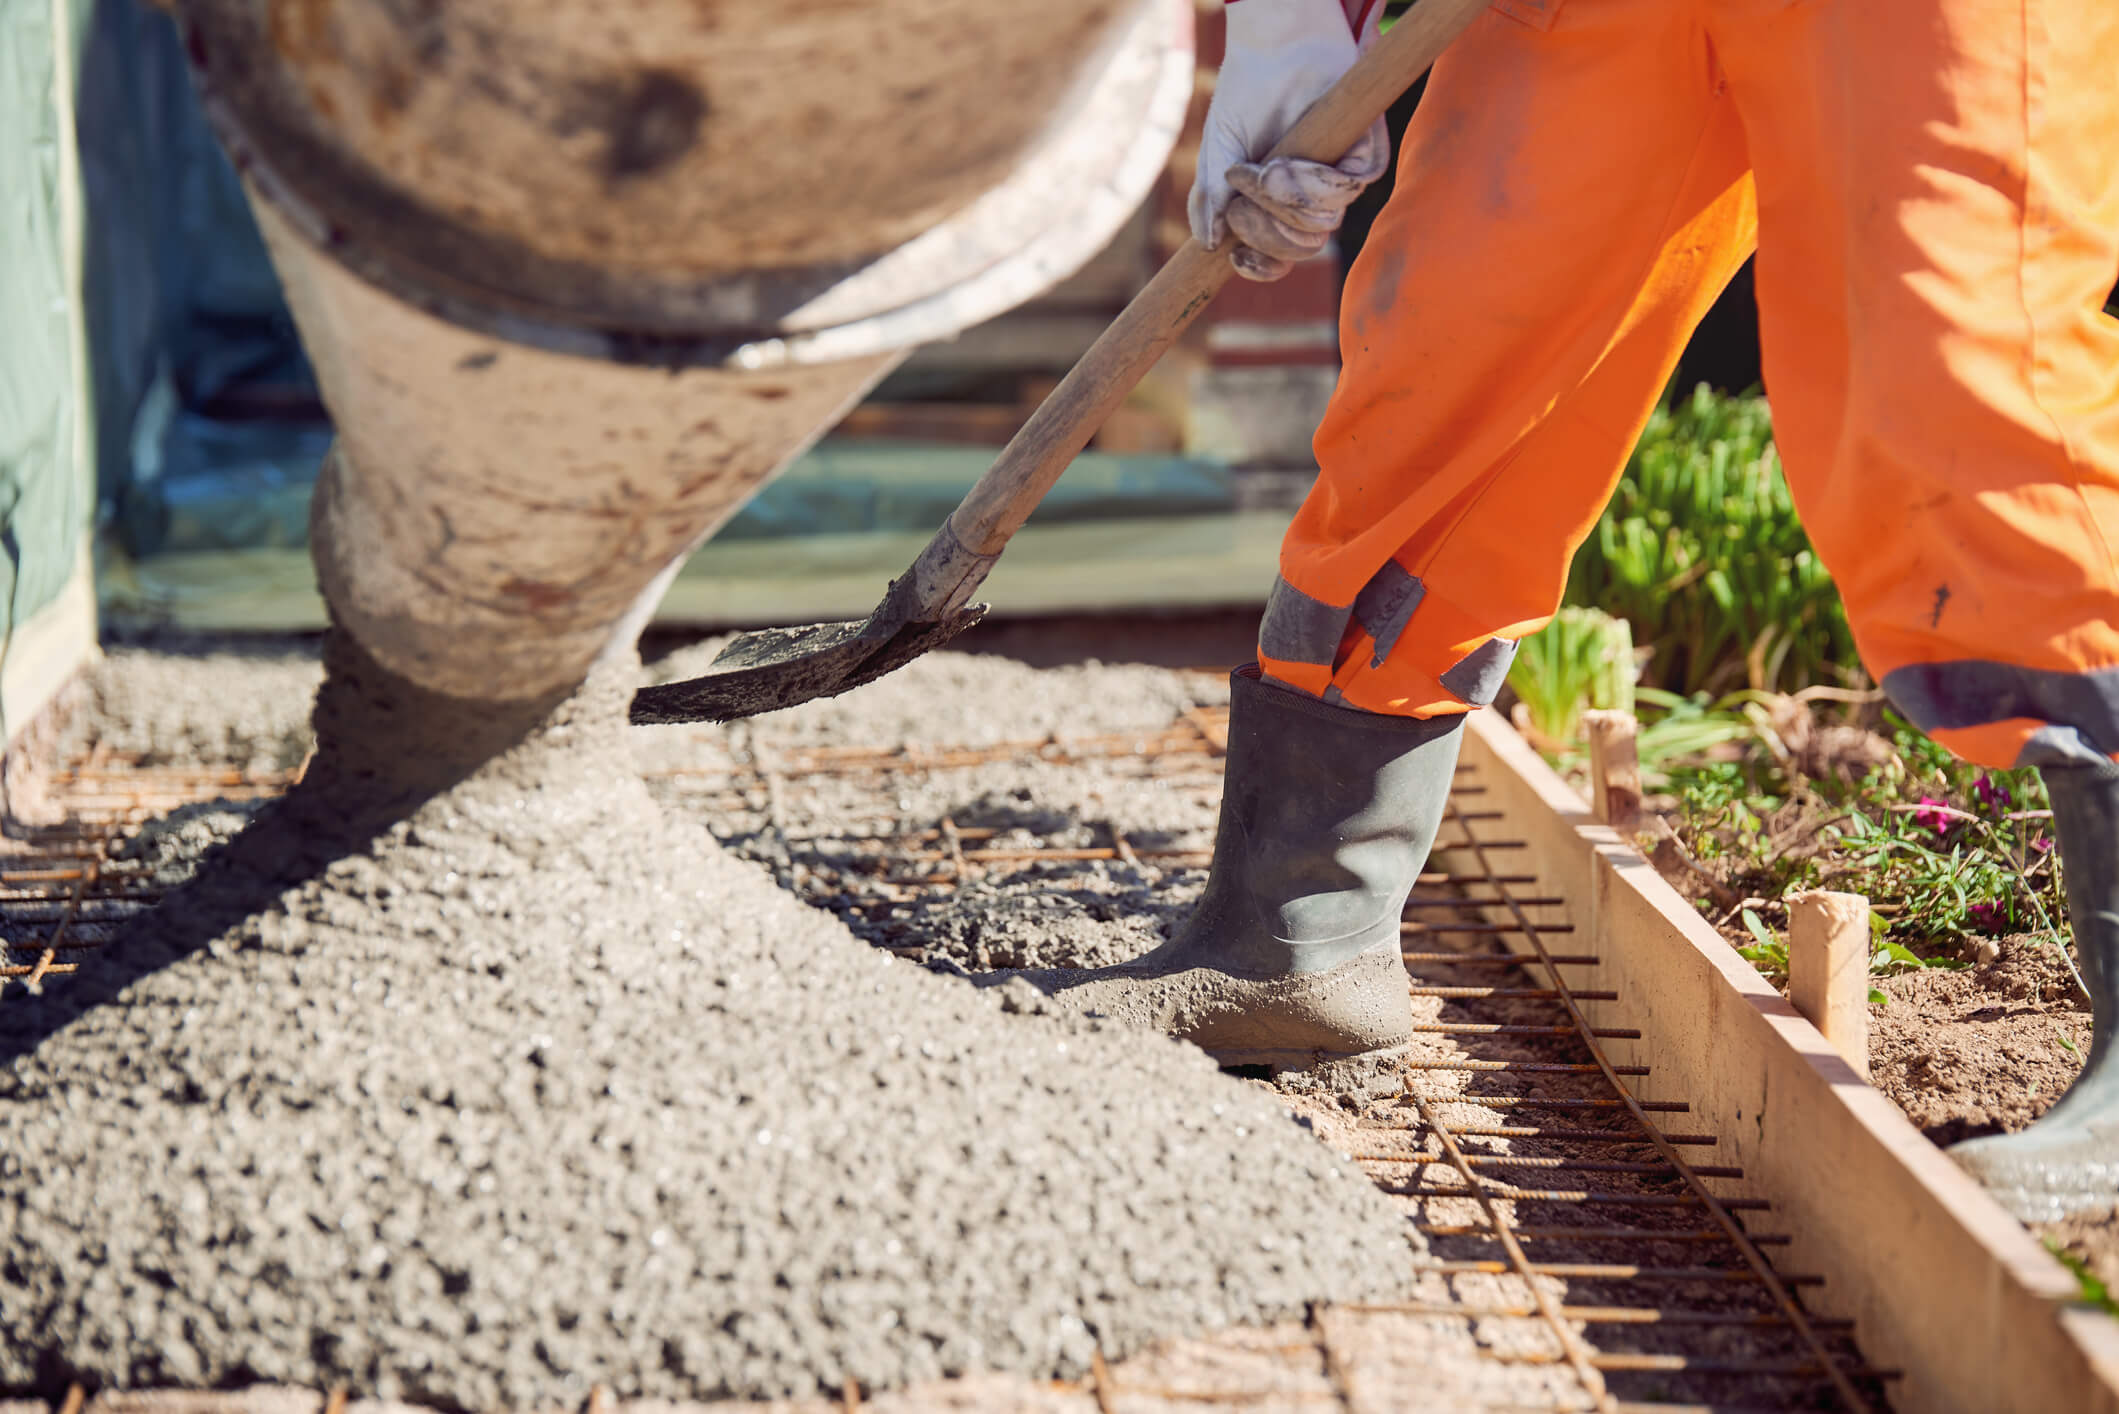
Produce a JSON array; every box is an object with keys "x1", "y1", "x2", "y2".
[
  {"x1": 2032, "y1": 833, "x2": 2054, "y2": 854},
  {"x1": 1912, "y1": 796, "x2": 1955, "y2": 835},
  {"x1": 1968, "y1": 900, "x2": 2005, "y2": 933},
  {"x1": 1974, "y1": 773, "x2": 2012, "y2": 814}
]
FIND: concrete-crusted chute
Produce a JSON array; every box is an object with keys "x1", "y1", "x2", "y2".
[{"x1": 178, "y1": 0, "x2": 1194, "y2": 702}]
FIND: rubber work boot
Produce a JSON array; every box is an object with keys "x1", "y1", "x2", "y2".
[
  {"x1": 1951, "y1": 758, "x2": 2119, "y2": 1222},
  {"x1": 980, "y1": 664, "x2": 1462, "y2": 1070}
]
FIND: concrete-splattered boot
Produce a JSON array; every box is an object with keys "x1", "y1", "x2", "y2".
[
  {"x1": 981, "y1": 664, "x2": 1461, "y2": 1071},
  {"x1": 1952, "y1": 759, "x2": 2119, "y2": 1221}
]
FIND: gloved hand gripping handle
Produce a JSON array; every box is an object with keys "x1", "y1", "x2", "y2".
[{"x1": 891, "y1": 0, "x2": 1488, "y2": 621}]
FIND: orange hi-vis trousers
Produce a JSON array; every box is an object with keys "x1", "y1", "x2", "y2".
[{"x1": 1257, "y1": 0, "x2": 2119, "y2": 769}]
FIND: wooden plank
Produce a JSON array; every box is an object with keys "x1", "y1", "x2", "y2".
[
  {"x1": 835, "y1": 402, "x2": 1036, "y2": 446},
  {"x1": 2, "y1": 550, "x2": 96, "y2": 753},
  {"x1": 1457, "y1": 707, "x2": 2119, "y2": 1414}
]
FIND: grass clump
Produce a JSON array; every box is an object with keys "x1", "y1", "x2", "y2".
[
  {"x1": 1509, "y1": 607, "x2": 1634, "y2": 747},
  {"x1": 1562, "y1": 385, "x2": 1857, "y2": 698}
]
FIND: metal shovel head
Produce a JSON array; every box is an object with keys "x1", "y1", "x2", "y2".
[{"x1": 629, "y1": 602, "x2": 990, "y2": 725}]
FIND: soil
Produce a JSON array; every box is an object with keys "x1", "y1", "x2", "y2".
[
  {"x1": 1867, "y1": 937, "x2": 2091, "y2": 1148},
  {"x1": 2, "y1": 635, "x2": 1419, "y2": 1409},
  {"x1": 1866, "y1": 938, "x2": 2119, "y2": 1296}
]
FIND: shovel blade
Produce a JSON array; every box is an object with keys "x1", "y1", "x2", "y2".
[{"x1": 629, "y1": 604, "x2": 988, "y2": 725}]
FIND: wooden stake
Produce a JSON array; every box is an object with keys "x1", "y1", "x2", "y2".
[
  {"x1": 1582, "y1": 710, "x2": 1642, "y2": 831},
  {"x1": 1786, "y1": 890, "x2": 1872, "y2": 1080}
]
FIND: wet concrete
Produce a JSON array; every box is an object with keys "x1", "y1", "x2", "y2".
[
  {"x1": 2, "y1": 635, "x2": 1416, "y2": 1409},
  {"x1": 640, "y1": 641, "x2": 1225, "y2": 751},
  {"x1": 114, "y1": 800, "x2": 268, "y2": 887},
  {"x1": 637, "y1": 642, "x2": 1229, "y2": 973},
  {"x1": 687, "y1": 753, "x2": 1217, "y2": 973},
  {"x1": 55, "y1": 644, "x2": 322, "y2": 774}
]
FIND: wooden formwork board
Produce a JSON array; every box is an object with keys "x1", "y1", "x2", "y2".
[
  {"x1": 2, "y1": 553, "x2": 96, "y2": 755},
  {"x1": 1, "y1": 554, "x2": 97, "y2": 825},
  {"x1": 1442, "y1": 707, "x2": 2119, "y2": 1414}
]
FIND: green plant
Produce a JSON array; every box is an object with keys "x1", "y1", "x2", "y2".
[
  {"x1": 2047, "y1": 1240, "x2": 2119, "y2": 1317},
  {"x1": 1565, "y1": 387, "x2": 1858, "y2": 696},
  {"x1": 1507, "y1": 606, "x2": 1635, "y2": 746},
  {"x1": 1656, "y1": 703, "x2": 2070, "y2": 958},
  {"x1": 1666, "y1": 756, "x2": 1784, "y2": 869},
  {"x1": 1732, "y1": 905, "x2": 1954, "y2": 1004},
  {"x1": 1633, "y1": 687, "x2": 1762, "y2": 783},
  {"x1": 1736, "y1": 907, "x2": 1787, "y2": 976},
  {"x1": 1507, "y1": 386, "x2": 2079, "y2": 965},
  {"x1": 1830, "y1": 711, "x2": 2066, "y2": 943},
  {"x1": 1837, "y1": 815, "x2": 2033, "y2": 938}
]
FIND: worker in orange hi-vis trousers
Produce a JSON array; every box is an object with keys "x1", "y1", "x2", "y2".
[{"x1": 990, "y1": 0, "x2": 2119, "y2": 1220}]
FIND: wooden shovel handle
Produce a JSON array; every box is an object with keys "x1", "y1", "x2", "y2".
[{"x1": 918, "y1": 0, "x2": 1489, "y2": 599}]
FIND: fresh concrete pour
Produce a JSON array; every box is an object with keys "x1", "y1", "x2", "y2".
[
  {"x1": 1, "y1": 639, "x2": 1416, "y2": 1408},
  {"x1": 635, "y1": 647, "x2": 1233, "y2": 975}
]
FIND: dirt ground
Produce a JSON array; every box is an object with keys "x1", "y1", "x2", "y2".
[
  {"x1": 1865, "y1": 938, "x2": 2119, "y2": 1292},
  {"x1": 1867, "y1": 937, "x2": 2090, "y2": 1148}
]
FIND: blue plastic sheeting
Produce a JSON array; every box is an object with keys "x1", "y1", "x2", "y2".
[{"x1": 121, "y1": 408, "x2": 334, "y2": 554}]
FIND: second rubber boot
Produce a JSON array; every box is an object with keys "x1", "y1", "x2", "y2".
[
  {"x1": 1951, "y1": 757, "x2": 2119, "y2": 1222},
  {"x1": 980, "y1": 664, "x2": 1462, "y2": 1070}
]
